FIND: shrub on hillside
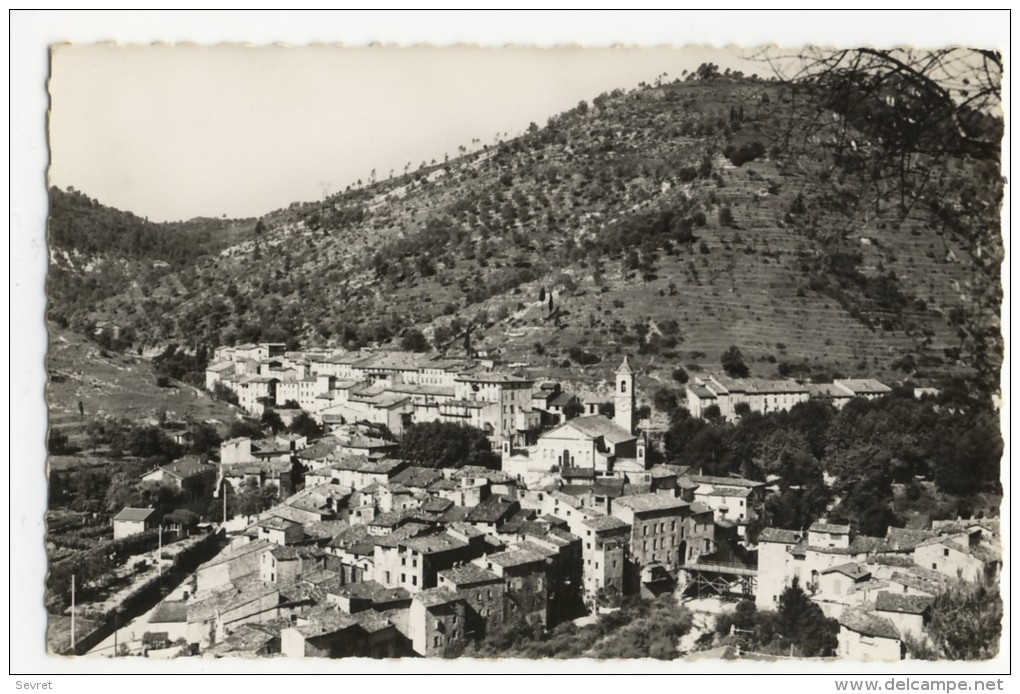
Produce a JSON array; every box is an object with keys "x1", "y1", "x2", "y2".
[{"x1": 724, "y1": 141, "x2": 766, "y2": 166}]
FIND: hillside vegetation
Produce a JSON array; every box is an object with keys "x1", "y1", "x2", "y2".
[
  {"x1": 46, "y1": 326, "x2": 239, "y2": 436},
  {"x1": 46, "y1": 63, "x2": 1003, "y2": 398}
]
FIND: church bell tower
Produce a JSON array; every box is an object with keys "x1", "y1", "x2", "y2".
[{"x1": 615, "y1": 356, "x2": 635, "y2": 434}]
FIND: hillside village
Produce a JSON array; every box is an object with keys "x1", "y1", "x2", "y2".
[
  {"x1": 50, "y1": 341, "x2": 1000, "y2": 662},
  {"x1": 43, "y1": 50, "x2": 1003, "y2": 663}
]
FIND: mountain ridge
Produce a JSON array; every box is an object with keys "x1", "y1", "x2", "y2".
[{"x1": 46, "y1": 70, "x2": 1003, "y2": 397}]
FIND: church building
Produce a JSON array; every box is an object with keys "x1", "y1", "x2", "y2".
[{"x1": 502, "y1": 357, "x2": 647, "y2": 483}]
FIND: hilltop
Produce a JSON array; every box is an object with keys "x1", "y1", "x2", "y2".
[
  {"x1": 46, "y1": 186, "x2": 256, "y2": 340},
  {"x1": 47, "y1": 69, "x2": 1003, "y2": 398}
]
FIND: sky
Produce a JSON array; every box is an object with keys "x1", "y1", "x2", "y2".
[{"x1": 48, "y1": 44, "x2": 770, "y2": 222}]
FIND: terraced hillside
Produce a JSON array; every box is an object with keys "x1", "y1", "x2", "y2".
[
  {"x1": 46, "y1": 326, "x2": 239, "y2": 441},
  {"x1": 49, "y1": 70, "x2": 1003, "y2": 397}
]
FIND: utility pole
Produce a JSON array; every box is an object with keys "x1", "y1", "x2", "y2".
[
  {"x1": 70, "y1": 574, "x2": 76, "y2": 654},
  {"x1": 158, "y1": 524, "x2": 163, "y2": 578},
  {"x1": 730, "y1": 625, "x2": 754, "y2": 657}
]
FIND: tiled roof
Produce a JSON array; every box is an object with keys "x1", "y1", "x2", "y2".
[
  {"x1": 708, "y1": 486, "x2": 753, "y2": 497},
  {"x1": 869, "y1": 554, "x2": 916, "y2": 568},
  {"x1": 455, "y1": 372, "x2": 534, "y2": 384},
  {"x1": 154, "y1": 456, "x2": 214, "y2": 479},
  {"x1": 368, "y1": 510, "x2": 410, "y2": 528},
  {"x1": 258, "y1": 516, "x2": 301, "y2": 531},
  {"x1": 561, "y1": 467, "x2": 596, "y2": 480},
  {"x1": 206, "y1": 624, "x2": 278, "y2": 656},
  {"x1": 888, "y1": 573, "x2": 941, "y2": 595},
  {"x1": 449, "y1": 466, "x2": 515, "y2": 484},
  {"x1": 809, "y1": 521, "x2": 852, "y2": 535},
  {"x1": 188, "y1": 584, "x2": 280, "y2": 623},
  {"x1": 543, "y1": 415, "x2": 635, "y2": 445},
  {"x1": 294, "y1": 610, "x2": 360, "y2": 638},
  {"x1": 838, "y1": 606, "x2": 901, "y2": 640},
  {"x1": 613, "y1": 493, "x2": 687, "y2": 514},
  {"x1": 391, "y1": 466, "x2": 445, "y2": 489},
  {"x1": 687, "y1": 383, "x2": 717, "y2": 400},
  {"x1": 150, "y1": 600, "x2": 188, "y2": 623},
  {"x1": 466, "y1": 496, "x2": 516, "y2": 523},
  {"x1": 402, "y1": 532, "x2": 468, "y2": 555},
  {"x1": 581, "y1": 514, "x2": 630, "y2": 532},
  {"x1": 835, "y1": 379, "x2": 892, "y2": 395},
  {"x1": 484, "y1": 547, "x2": 547, "y2": 569},
  {"x1": 438, "y1": 505, "x2": 472, "y2": 523},
  {"x1": 414, "y1": 587, "x2": 463, "y2": 608},
  {"x1": 329, "y1": 580, "x2": 410, "y2": 604},
  {"x1": 549, "y1": 391, "x2": 577, "y2": 407},
  {"x1": 677, "y1": 477, "x2": 700, "y2": 489},
  {"x1": 327, "y1": 524, "x2": 375, "y2": 553},
  {"x1": 822, "y1": 562, "x2": 871, "y2": 581},
  {"x1": 439, "y1": 564, "x2": 501, "y2": 587},
  {"x1": 297, "y1": 441, "x2": 338, "y2": 461},
  {"x1": 875, "y1": 592, "x2": 934, "y2": 615},
  {"x1": 884, "y1": 527, "x2": 938, "y2": 552},
  {"x1": 688, "y1": 475, "x2": 763, "y2": 489},
  {"x1": 649, "y1": 465, "x2": 682, "y2": 479},
  {"x1": 847, "y1": 536, "x2": 888, "y2": 553},
  {"x1": 758, "y1": 528, "x2": 802, "y2": 544},
  {"x1": 689, "y1": 501, "x2": 713, "y2": 515},
  {"x1": 352, "y1": 611, "x2": 393, "y2": 634},
  {"x1": 197, "y1": 539, "x2": 272, "y2": 571},
  {"x1": 446, "y1": 522, "x2": 486, "y2": 540},
  {"x1": 301, "y1": 569, "x2": 339, "y2": 586},
  {"x1": 421, "y1": 497, "x2": 454, "y2": 514},
  {"x1": 113, "y1": 507, "x2": 156, "y2": 522},
  {"x1": 270, "y1": 546, "x2": 301, "y2": 560}
]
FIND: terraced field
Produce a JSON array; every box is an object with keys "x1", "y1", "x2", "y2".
[
  {"x1": 51, "y1": 73, "x2": 1001, "y2": 401},
  {"x1": 46, "y1": 327, "x2": 240, "y2": 443}
]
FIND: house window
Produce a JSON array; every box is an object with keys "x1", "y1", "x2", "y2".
[
  {"x1": 932, "y1": 563, "x2": 937, "y2": 570},
  {"x1": 943, "y1": 548, "x2": 950, "y2": 557},
  {"x1": 412, "y1": 576, "x2": 418, "y2": 586},
  {"x1": 620, "y1": 381, "x2": 627, "y2": 394},
  {"x1": 401, "y1": 573, "x2": 406, "y2": 583}
]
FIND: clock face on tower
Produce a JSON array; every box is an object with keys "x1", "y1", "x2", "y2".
[{"x1": 619, "y1": 398, "x2": 632, "y2": 412}]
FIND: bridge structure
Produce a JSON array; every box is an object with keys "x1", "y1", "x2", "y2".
[{"x1": 681, "y1": 559, "x2": 758, "y2": 597}]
